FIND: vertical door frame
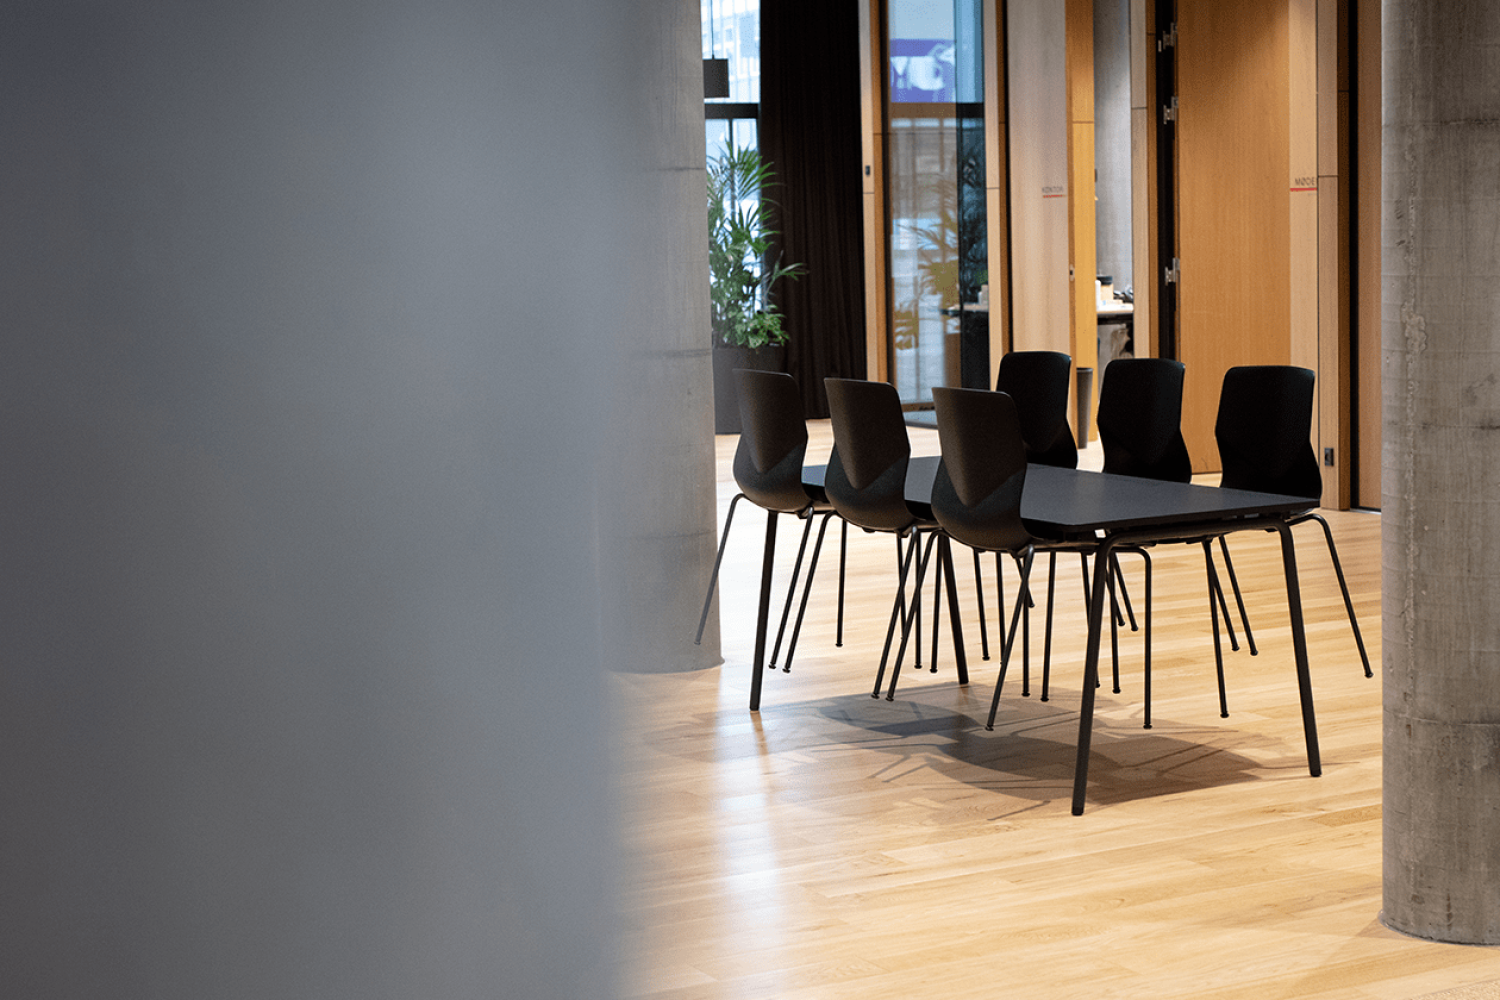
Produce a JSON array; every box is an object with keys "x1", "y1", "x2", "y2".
[
  {"x1": 984, "y1": 0, "x2": 1013, "y2": 379},
  {"x1": 860, "y1": 0, "x2": 889, "y2": 382}
]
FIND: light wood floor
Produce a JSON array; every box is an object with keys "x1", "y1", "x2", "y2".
[{"x1": 616, "y1": 422, "x2": 1500, "y2": 1000}]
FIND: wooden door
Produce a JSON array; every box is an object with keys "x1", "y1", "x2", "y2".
[{"x1": 1174, "y1": 0, "x2": 1292, "y2": 473}]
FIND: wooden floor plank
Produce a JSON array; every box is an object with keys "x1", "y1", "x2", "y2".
[{"x1": 617, "y1": 422, "x2": 1500, "y2": 999}]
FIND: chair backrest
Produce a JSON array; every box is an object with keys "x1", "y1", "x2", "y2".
[
  {"x1": 1096, "y1": 357, "x2": 1192, "y2": 482},
  {"x1": 994, "y1": 350, "x2": 1078, "y2": 469},
  {"x1": 1215, "y1": 365, "x2": 1322, "y2": 499},
  {"x1": 931, "y1": 387, "x2": 1032, "y2": 554},
  {"x1": 823, "y1": 378, "x2": 916, "y2": 533},
  {"x1": 732, "y1": 369, "x2": 813, "y2": 513}
]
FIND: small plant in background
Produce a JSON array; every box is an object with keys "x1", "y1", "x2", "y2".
[{"x1": 708, "y1": 145, "x2": 805, "y2": 348}]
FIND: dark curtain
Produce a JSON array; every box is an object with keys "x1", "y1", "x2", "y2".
[{"x1": 759, "y1": 0, "x2": 867, "y2": 418}]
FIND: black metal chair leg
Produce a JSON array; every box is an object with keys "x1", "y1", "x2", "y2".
[
  {"x1": 1106, "y1": 560, "x2": 1120, "y2": 693},
  {"x1": 872, "y1": 533, "x2": 920, "y2": 698},
  {"x1": 1203, "y1": 540, "x2": 1229, "y2": 717},
  {"x1": 929, "y1": 538, "x2": 944, "y2": 674},
  {"x1": 1111, "y1": 553, "x2": 1136, "y2": 630},
  {"x1": 836, "y1": 519, "x2": 848, "y2": 647},
  {"x1": 1217, "y1": 535, "x2": 1257, "y2": 655},
  {"x1": 911, "y1": 537, "x2": 925, "y2": 674},
  {"x1": 996, "y1": 553, "x2": 1007, "y2": 651},
  {"x1": 1084, "y1": 552, "x2": 1116, "y2": 690},
  {"x1": 768, "y1": 510, "x2": 818, "y2": 669},
  {"x1": 886, "y1": 531, "x2": 940, "y2": 701},
  {"x1": 696, "y1": 493, "x2": 745, "y2": 644},
  {"x1": 973, "y1": 549, "x2": 990, "y2": 660},
  {"x1": 1128, "y1": 548, "x2": 1152, "y2": 728},
  {"x1": 986, "y1": 548, "x2": 1035, "y2": 730},
  {"x1": 1207, "y1": 547, "x2": 1242, "y2": 653},
  {"x1": 1018, "y1": 552, "x2": 1032, "y2": 696},
  {"x1": 1080, "y1": 552, "x2": 1090, "y2": 604},
  {"x1": 1140, "y1": 548, "x2": 1153, "y2": 728},
  {"x1": 1041, "y1": 552, "x2": 1057, "y2": 702},
  {"x1": 1304, "y1": 512, "x2": 1373, "y2": 677},
  {"x1": 781, "y1": 510, "x2": 837, "y2": 673},
  {"x1": 1083, "y1": 553, "x2": 1110, "y2": 689}
]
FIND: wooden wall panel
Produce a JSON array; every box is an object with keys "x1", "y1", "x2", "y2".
[
  {"x1": 1131, "y1": 0, "x2": 1154, "y2": 360},
  {"x1": 1175, "y1": 0, "x2": 1293, "y2": 473},
  {"x1": 1318, "y1": 0, "x2": 1353, "y2": 508},
  {"x1": 1067, "y1": 0, "x2": 1098, "y2": 438},
  {"x1": 1290, "y1": 0, "x2": 1319, "y2": 380},
  {"x1": 1007, "y1": 0, "x2": 1071, "y2": 358}
]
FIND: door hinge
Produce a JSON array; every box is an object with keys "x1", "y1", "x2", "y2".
[
  {"x1": 1165, "y1": 258, "x2": 1181, "y2": 285},
  {"x1": 1162, "y1": 96, "x2": 1178, "y2": 124},
  {"x1": 1158, "y1": 23, "x2": 1177, "y2": 52}
]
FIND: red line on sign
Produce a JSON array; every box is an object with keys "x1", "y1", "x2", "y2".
[{"x1": 1290, "y1": 186, "x2": 1318, "y2": 192}]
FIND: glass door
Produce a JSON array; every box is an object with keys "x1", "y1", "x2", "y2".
[
  {"x1": 886, "y1": 0, "x2": 989, "y2": 405},
  {"x1": 703, "y1": 0, "x2": 761, "y2": 162}
]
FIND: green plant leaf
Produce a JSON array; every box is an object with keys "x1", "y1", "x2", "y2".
[{"x1": 707, "y1": 145, "x2": 805, "y2": 348}]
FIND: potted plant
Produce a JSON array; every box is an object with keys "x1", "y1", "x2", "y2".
[{"x1": 708, "y1": 145, "x2": 805, "y2": 433}]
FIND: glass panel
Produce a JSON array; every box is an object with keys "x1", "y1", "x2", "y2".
[
  {"x1": 703, "y1": 0, "x2": 761, "y2": 104},
  {"x1": 887, "y1": 0, "x2": 988, "y2": 406},
  {"x1": 705, "y1": 118, "x2": 758, "y2": 167}
]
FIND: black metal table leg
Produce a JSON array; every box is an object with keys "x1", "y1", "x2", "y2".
[
  {"x1": 1071, "y1": 538, "x2": 1115, "y2": 816},
  {"x1": 1274, "y1": 520, "x2": 1321, "y2": 777}
]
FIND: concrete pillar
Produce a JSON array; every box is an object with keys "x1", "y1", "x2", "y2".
[
  {"x1": 1382, "y1": 0, "x2": 1500, "y2": 945},
  {"x1": 0, "y1": 0, "x2": 712, "y2": 995},
  {"x1": 604, "y1": 0, "x2": 726, "y2": 675}
]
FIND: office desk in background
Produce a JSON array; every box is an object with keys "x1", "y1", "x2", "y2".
[{"x1": 937, "y1": 301, "x2": 1135, "y2": 373}]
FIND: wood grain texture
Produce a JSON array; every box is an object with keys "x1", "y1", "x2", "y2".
[
  {"x1": 1007, "y1": 0, "x2": 1072, "y2": 358},
  {"x1": 1175, "y1": 0, "x2": 1293, "y2": 474},
  {"x1": 617, "y1": 421, "x2": 1500, "y2": 1000}
]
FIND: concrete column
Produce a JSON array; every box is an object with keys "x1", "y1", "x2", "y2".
[
  {"x1": 0, "y1": 0, "x2": 712, "y2": 995},
  {"x1": 604, "y1": 0, "x2": 725, "y2": 675},
  {"x1": 1382, "y1": 0, "x2": 1500, "y2": 945}
]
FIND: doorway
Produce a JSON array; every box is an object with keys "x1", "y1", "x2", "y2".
[{"x1": 1158, "y1": 0, "x2": 1297, "y2": 474}]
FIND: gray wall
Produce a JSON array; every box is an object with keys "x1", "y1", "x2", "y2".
[
  {"x1": 0, "y1": 1, "x2": 710, "y2": 995},
  {"x1": 1094, "y1": 0, "x2": 1133, "y2": 293}
]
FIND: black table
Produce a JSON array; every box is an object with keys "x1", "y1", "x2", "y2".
[{"x1": 795, "y1": 456, "x2": 1321, "y2": 815}]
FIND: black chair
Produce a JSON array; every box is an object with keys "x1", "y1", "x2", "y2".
[
  {"x1": 824, "y1": 377, "x2": 968, "y2": 700},
  {"x1": 995, "y1": 350, "x2": 1078, "y2": 469},
  {"x1": 1213, "y1": 365, "x2": 1371, "y2": 678},
  {"x1": 928, "y1": 387, "x2": 1093, "y2": 730},
  {"x1": 695, "y1": 369, "x2": 847, "y2": 681},
  {"x1": 1094, "y1": 357, "x2": 1254, "y2": 727},
  {"x1": 1097, "y1": 357, "x2": 1192, "y2": 482},
  {"x1": 987, "y1": 350, "x2": 1077, "y2": 695}
]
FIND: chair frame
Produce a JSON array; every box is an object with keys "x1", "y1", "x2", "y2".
[
  {"x1": 822, "y1": 377, "x2": 969, "y2": 702},
  {"x1": 695, "y1": 369, "x2": 848, "y2": 682}
]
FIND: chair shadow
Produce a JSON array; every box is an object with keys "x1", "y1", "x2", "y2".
[{"x1": 798, "y1": 686, "x2": 1275, "y2": 811}]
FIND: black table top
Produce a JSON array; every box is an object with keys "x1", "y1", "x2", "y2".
[{"x1": 803, "y1": 455, "x2": 1313, "y2": 539}]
